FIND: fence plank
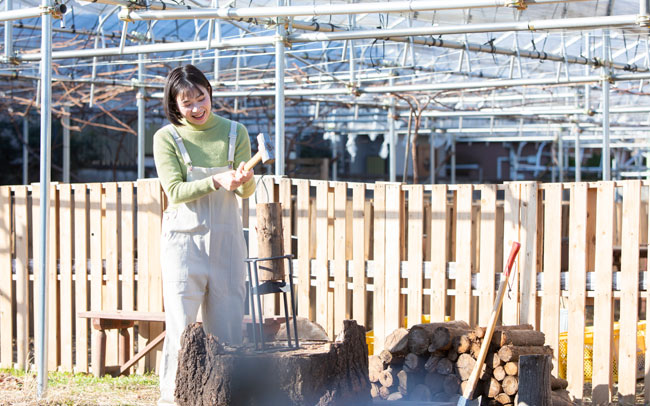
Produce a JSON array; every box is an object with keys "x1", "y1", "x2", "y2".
[
  {"x1": 519, "y1": 182, "x2": 539, "y2": 328},
  {"x1": 16, "y1": 186, "x2": 30, "y2": 369},
  {"x1": 73, "y1": 184, "x2": 89, "y2": 373},
  {"x1": 296, "y1": 180, "x2": 311, "y2": 319},
  {"x1": 146, "y1": 181, "x2": 164, "y2": 371},
  {"x1": 352, "y1": 183, "x2": 366, "y2": 326},
  {"x1": 478, "y1": 185, "x2": 497, "y2": 326},
  {"x1": 48, "y1": 184, "x2": 59, "y2": 370},
  {"x1": 59, "y1": 184, "x2": 74, "y2": 371},
  {"x1": 120, "y1": 182, "x2": 135, "y2": 361},
  {"x1": 136, "y1": 180, "x2": 150, "y2": 373},
  {"x1": 591, "y1": 182, "x2": 614, "y2": 405},
  {"x1": 502, "y1": 183, "x2": 520, "y2": 325},
  {"x1": 430, "y1": 185, "x2": 448, "y2": 322},
  {"x1": 567, "y1": 183, "x2": 587, "y2": 402},
  {"x1": 315, "y1": 181, "x2": 330, "y2": 338},
  {"x1": 541, "y1": 184, "x2": 562, "y2": 374},
  {"x1": 385, "y1": 184, "x2": 402, "y2": 334},
  {"x1": 279, "y1": 178, "x2": 292, "y2": 256},
  {"x1": 89, "y1": 184, "x2": 103, "y2": 314},
  {"x1": 104, "y1": 183, "x2": 119, "y2": 367},
  {"x1": 618, "y1": 180, "x2": 641, "y2": 404},
  {"x1": 0, "y1": 187, "x2": 12, "y2": 368},
  {"x1": 407, "y1": 185, "x2": 424, "y2": 328},
  {"x1": 373, "y1": 183, "x2": 386, "y2": 351},
  {"x1": 333, "y1": 182, "x2": 348, "y2": 335},
  {"x1": 455, "y1": 185, "x2": 473, "y2": 324}
]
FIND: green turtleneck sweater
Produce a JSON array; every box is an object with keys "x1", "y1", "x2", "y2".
[{"x1": 153, "y1": 112, "x2": 256, "y2": 206}]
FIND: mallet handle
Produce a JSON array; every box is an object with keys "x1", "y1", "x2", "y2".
[{"x1": 243, "y1": 150, "x2": 263, "y2": 172}]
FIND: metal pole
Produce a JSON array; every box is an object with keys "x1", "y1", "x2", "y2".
[
  {"x1": 23, "y1": 116, "x2": 28, "y2": 185},
  {"x1": 274, "y1": 1, "x2": 286, "y2": 176},
  {"x1": 558, "y1": 131, "x2": 564, "y2": 182},
  {"x1": 451, "y1": 133, "x2": 457, "y2": 184},
  {"x1": 388, "y1": 72, "x2": 396, "y2": 182},
  {"x1": 574, "y1": 125, "x2": 581, "y2": 182},
  {"x1": 62, "y1": 108, "x2": 70, "y2": 183},
  {"x1": 4, "y1": 0, "x2": 13, "y2": 62},
  {"x1": 137, "y1": 52, "x2": 145, "y2": 179},
  {"x1": 602, "y1": 29, "x2": 611, "y2": 181},
  {"x1": 37, "y1": 0, "x2": 53, "y2": 397},
  {"x1": 430, "y1": 132, "x2": 436, "y2": 184}
]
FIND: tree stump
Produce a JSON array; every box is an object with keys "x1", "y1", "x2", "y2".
[
  {"x1": 256, "y1": 202, "x2": 285, "y2": 281},
  {"x1": 175, "y1": 320, "x2": 371, "y2": 406}
]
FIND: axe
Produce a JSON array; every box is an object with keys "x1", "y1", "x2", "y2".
[{"x1": 243, "y1": 133, "x2": 275, "y2": 172}]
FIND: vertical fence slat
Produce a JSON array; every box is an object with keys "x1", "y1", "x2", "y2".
[
  {"x1": 567, "y1": 182, "x2": 587, "y2": 401},
  {"x1": 16, "y1": 186, "x2": 30, "y2": 369},
  {"x1": 502, "y1": 183, "x2": 520, "y2": 325},
  {"x1": 647, "y1": 184, "x2": 650, "y2": 406},
  {"x1": 105, "y1": 183, "x2": 119, "y2": 367},
  {"x1": 279, "y1": 178, "x2": 292, "y2": 256},
  {"x1": 519, "y1": 182, "x2": 539, "y2": 328},
  {"x1": 385, "y1": 184, "x2": 402, "y2": 334},
  {"x1": 478, "y1": 185, "x2": 497, "y2": 326},
  {"x1": 296, "y1": 180, "x2": 311, "y2": 319},
  {"x1": 89, "y1": 184, "x2": 103, "y2": 314},
  {"x1": 120, "y1": 182, "x2": 135, "y2": 361},
  {"x1": 619, "y1": 180, "x2": 641, "y2": 404},
  {"x1": 48, "y1": 184, "x2": 59, "y2": 370},
  {"x1": 373, "y1": 183, "x2": 386, "y2": 351},
  {"x1": 541, "y1": 184, "x2": 562, "y2": 373},
  {"x1": 59, "y1": 184, "x2": 74, "y2": 371},
  {"x1": 147, "y1": 181, "x2": 164, "y2": 371},
  {"x1": 455, "y1": 185, "x2": 473, "y2": 324},
  {"x1": 315, "y1": 181, "x2": 330, "y2": 337},
  {"x1": 333, "y1": 182, "x2": 347, "y2": 335},
  {"x1": 352, "y1": 183, "x2": 366, "y2": 326},
  {"x1": 591, "y1": 181, "x2": 615, "y2": 405},
  {"x1": 136, "y1": 180, "x2": 150, "y2": 373},
  {"x1": 430, "y1": 185, "x2": 448, "y2": 322},
  {"x1": 0, "y1": 187, "x2": 12, "y2": 368},
  {"x1": 73, "y1": 184, "x2": 89, "y2": 373},
  {"x1": 407, "y1": 185, "x2": 423, "y2": 328}
]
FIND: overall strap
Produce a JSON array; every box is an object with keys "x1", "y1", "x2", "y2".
[
  {"x1": 167, "y1": 124, "x2": 193, "y2": 171},
  {"x1": 227, "y1": 120, "x2": 238, "y2": 169}
]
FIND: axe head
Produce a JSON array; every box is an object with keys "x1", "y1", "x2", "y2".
[{"x1": 257, "y1": 132, "x2": 275, "y2": 165}]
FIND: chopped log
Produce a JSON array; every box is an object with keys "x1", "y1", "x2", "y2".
[
  {"x1": 174, "y1": 320, "x2": 371, "y2": 406},
  {"x1": 495, "y1": 393, "x2": 513, "y2": 404},
  {"x1": 378, "y1": 349, "x2": 404, "y2": 366},
  {"x1": 551, "y1": 376, "x2": 568, "y2": 390},
  {"x1": 370, "y1": 383, "x2": 380, "y2": 399},
  {"x1": 384, "y1": 328, "x2": 410, "y2": 356},
  {"x1": 470, "y1": 341, "x2": 482, "y2": 358},
  {"x1": 424, "y1": 372, "x2": 444, "y2": 393},
  {"x1": 504, "y1": 361, "x2": 518, "y2": 376},
  {"x1": 435, "y1": 357, "x2": 454, "y2": 375},
  {"x1": 453, "y1": 334, "x2": 472, "y2": 354},
  {"x1": 487, "y1": 352, "x2": 502, "y2": 369},
  {"x1": 474, "y1": 324, "x2": 534, "y2": 339},
  {"x1": 369, "y1": 365, "x2": 383, "y2": 383},
  {"x1": 369, "y1": 355, "x2": 384, "y2": 371},
  {"x1": 498, "y1": 345, "x2": 553, "y2": 363},
  {"x1": 484, "y1": 377, "x2": 502, "y2": 398},
  {"x1": 407, "y1": 320, "x2": 470, "y2": 355},
  {"x1": 502, "y1": 375, "x2": 518, "y2": 396},
  {"x1": 443, "y1": 375, "x2": 461, "y2": 395},
  {"x1": 379, "y1": 366, "x2": 399, "y2": 388},
  {"x1": 493, "y1": 365, "x2": 506, "y2": 381},
  {"x1": 492, "y1": 330, "x2": 546, "y2": 348},
  {"x1": 386, "y1": 391, "x2": 404, "y2": 401},
  {"x1": 404, "y1": 353, "x2": 426, "y2": 372},
  {"x1": 397, "y1": 369, "x2": 422, "y2": 396},
  {"x1": 447, "y1": 350, "x2": 459, "y2": 362},
  {"x1": 460, "y1": 380, "x2": 483, "y2": 398},
  {"x1": 456, "y1": 353, "x2": 476, "y2": 381},
  {"x1": 429, "y1": 326, "x2": 472, "y2": 352},
  {"x1": 518, "y1": 354, "x2": 552, "y2": 406},
  {"x1": 410, "y1": 384, "x2": 433, "y2": 402},
  {"x1": 379, "y1": 386, "x2": 391, "y2": 400},
  {"x1": 424, "y1": 355, "x2": 441, "y2": 372}
]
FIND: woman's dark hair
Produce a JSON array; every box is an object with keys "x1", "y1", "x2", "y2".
[{"x1": 163, "y1": 64, "x2": 213, "y2": 126}]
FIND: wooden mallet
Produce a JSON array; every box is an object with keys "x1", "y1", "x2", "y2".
[{"x1": 244, "y1": 133, "x2": 275, "y2": 171}]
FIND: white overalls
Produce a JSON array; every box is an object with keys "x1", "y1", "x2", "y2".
[{"x1": 158, "y1": 122, "x2": 247, "y2": 405}]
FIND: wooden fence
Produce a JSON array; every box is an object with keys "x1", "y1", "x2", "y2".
[{"x1": 0, "y1": 177, "x2": 648, "y2": 404}]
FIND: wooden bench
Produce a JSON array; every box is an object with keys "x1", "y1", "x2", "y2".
[{"x1": 78, "y1": 311, "x2": 166, "y2": 378}]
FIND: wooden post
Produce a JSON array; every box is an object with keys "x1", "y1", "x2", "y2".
[
  {"x1": 517, "y1": 354, "x2": 552, "y2": 406},
  {"x1": 256, "y1": 202, "x2": 285, "y2": 281}
]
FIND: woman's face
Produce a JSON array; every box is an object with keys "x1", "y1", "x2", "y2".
[{"x1": 176, "y1": 85, "x2": 211, "y2": 126}]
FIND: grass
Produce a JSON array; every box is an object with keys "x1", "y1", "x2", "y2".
[{"x1": 0, "y1": 368, "x2": 159, "y2": 406}]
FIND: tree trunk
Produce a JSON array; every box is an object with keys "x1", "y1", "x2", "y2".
[
  {"x1": 378, "y1": 349, "x2": 404, "y2": 366},
  {"x1": 397, "y1": 369, "x2": 422, "y2": 396},
  {"x1": 256, "y1": 202, "x2": 285, "y2": 281},
  {"x1": 174, "y1": 320, "x2": 371, "y2": 406},
  {"x1": 498, "y1": 345, "x2": 553, "y2": 363}
]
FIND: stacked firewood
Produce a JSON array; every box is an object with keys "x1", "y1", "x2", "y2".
[{"x1": 369, "y1": 321, "x2": 569, "y2": 404}]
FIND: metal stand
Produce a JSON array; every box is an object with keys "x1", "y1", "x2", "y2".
[{"x1": 245, "y1": 254, "x2": 299, "y2": 351}]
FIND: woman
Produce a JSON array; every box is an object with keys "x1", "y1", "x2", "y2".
[{"x1": 153, "y1": 64, "x2": 255, "y2": 405}]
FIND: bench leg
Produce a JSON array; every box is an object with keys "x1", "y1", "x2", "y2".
[
  {"x1": 119, "y1": 329, "x2": 130, "y2": 376},
  {"x1": 92, "y1": 330, "x2": 106, "y2": 378}
]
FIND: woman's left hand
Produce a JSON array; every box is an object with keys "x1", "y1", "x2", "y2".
[{"x1": 234, "y1": 162, "x2": 254, "y2": 184}]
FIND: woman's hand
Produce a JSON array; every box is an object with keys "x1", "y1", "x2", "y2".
[
  {"x1": 212, "y1": 171, "x2": 241, "y2": 191},
  {"x1": 233, "y1": 162, "x2": 254, "y2": 184}
]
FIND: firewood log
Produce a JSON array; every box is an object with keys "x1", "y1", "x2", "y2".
[
  {"x1": 404, "y1": 353, "x2": 426, "y2": 372},
  {"x1": 410, "y1": 384, "x2": 433, "y2": 402},
  {"x1": 386, "y1": 391, "x2": 404, "y2": 401},
  {"x1": 443, "y1": 374, "x2": 461, "y2": 395},
  {"x1": 369, "y1": 355, "x2": 384, "y2": 383},
  {"x1": 474, "y1": 324, "x2": 534, "y2": 339},
  {"x1": 424, "y1": 355, "x2": 441, "y2": 372},
  {"x1": 407, "y1": 321, "x2": 469, "y2": 355},
  {"x1": 492, "y1": 329, "x2": 546, "y2": 347},
  {"x1": 470, "y1": 341, "x2": 482, "y2": 358},
  {"x1": 429, "y1": 326, "x2": 472, "y2": 352},
  {"x1": 397, "y1": 369, "x2": 422, "y2": 396},
  {"x1": 384, "y1": 327, "x2": 409, "y2": 356},
  {"x1": 433, "y1": 392, "x2": 452, "y2": 402},
  {"x1": 460, "y1": 380, "x2": 483, "y2": 398},
  {"x1": 551, "y1": 376, "x2": 568, "y2": 390},
  {"x1": 435, "y1": 357, "x2": 454, "y2": 375},
  {"x1": 495, "y1": 392, "x2": 513, "y2": 404},
  {"x1": 456, "y1": 353, "x2": 476, "y2": 381},
  {"x1": 379, "y1": 385, "x2": 391, "y2": 399},
  {"x1": 484, "y1": 377, "x2": 502, "y2": 398},
  {"x1": 379, "y1": 366, "x2": 399, "y2": 388},
  {"x1": 370, "y1": 382, "x2": 380, "y2": 399},
  {"x1": 504, "y1": 361, "x2": 518, "y2": 376},
  {"x1": 493, "y1": 365, "x2": 506, "y2": 381},
  {"x1": 498, "y1": 345, "x2": 553, "y2": 363},
  {"x1": 447, "y1": 349, "x2": 459, "y2": 362},
  {"x1": 378, "y1": 349, "x2": 404, "y2": 366},
  {"x1": 502, "y1": 375, "x2": 518, "y2": 396},
  {"x1": 369, "y1": 365, "x2": 383, "y2": 383},
  {"x1": 453, "y1": 334, "x2": 472, "y2": 354},
  {"x1": 487, "y1": 352, "x2": 502, "y2": 369},
  {"x1": 424, "y1": 371, "x2": 444, "y2": 393}
]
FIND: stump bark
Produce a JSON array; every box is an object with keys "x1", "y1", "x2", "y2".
[{"x1": 175, "y1": 320, "x2": 371, "y2": 406}]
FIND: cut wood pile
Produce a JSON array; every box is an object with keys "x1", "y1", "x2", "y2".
[{"x1": 369, "y1": 321, "x2": 572, "y2": 405}]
